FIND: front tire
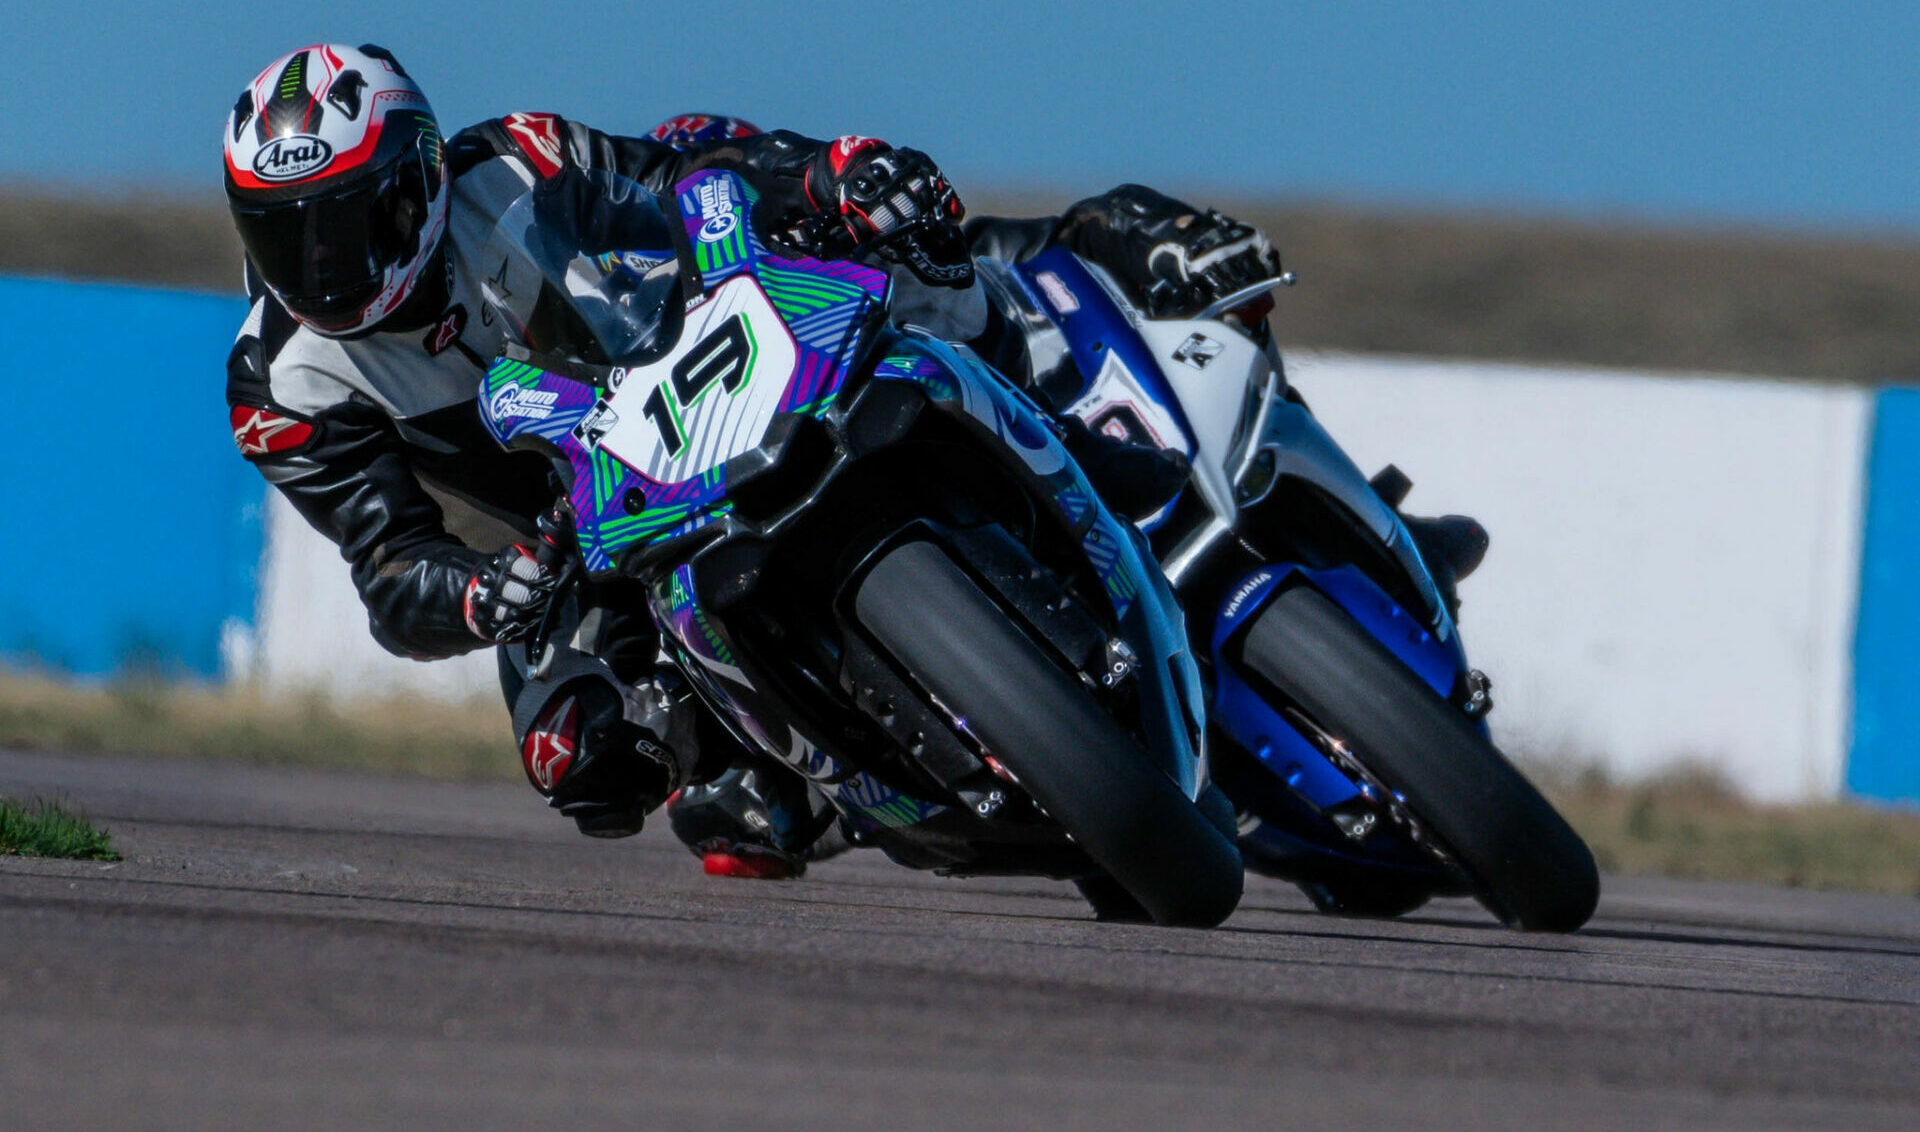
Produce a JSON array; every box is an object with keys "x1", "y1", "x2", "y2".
[
  {"x1": 1239, "y1": 584, "x2": 1599, "y2": 932},
  {"x1": 855, "y1": 540, "x2": 1243, "y2": 927}
]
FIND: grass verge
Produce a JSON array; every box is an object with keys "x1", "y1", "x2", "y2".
[
  {"x1": 0, "y1": 671, "x2": 514, "y2": 781},
  {"x1": 1528, "y1": 761, "x2": 1920, "y2": 897},
  {"x1": 0, "y1": 796, "x2": 118, "y2": 860},
  {"x1": 5, "y1": 672, "x2": 1918, "y2": 895}
]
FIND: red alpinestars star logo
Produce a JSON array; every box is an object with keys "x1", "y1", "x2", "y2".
[
  {"x1": 424, "y1": 304, "x2": 467, "y2": 356},
  {"x1": 522, "y1": 696, "x2": 579, "y2": 792},
  {"x1": 828, "y1": 134, "x2": 883, "y2": 175},
  {"x1": 230, "y1": 405, "x2": 314, "y2": 457},
  {"x1": 503, "y1": 112, "x2": 565, "y2": 178}
]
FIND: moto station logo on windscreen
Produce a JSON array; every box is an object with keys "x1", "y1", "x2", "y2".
[
  {"x1": 252, "y1": 134, "x2": 334, "y2": 181},
  {"x1": 696, "y1": 178, "x2": 738, "y2": 242}
]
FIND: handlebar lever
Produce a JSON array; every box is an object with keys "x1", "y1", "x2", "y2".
[{"x1": 526, "y1": 505, "x2": 581, "y2": 678}]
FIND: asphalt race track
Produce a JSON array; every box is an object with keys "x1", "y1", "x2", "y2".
[{"x1": 3, "y1": 748, "x2": 1917, "y2": 1131}]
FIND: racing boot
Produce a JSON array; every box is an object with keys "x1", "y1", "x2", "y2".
[
  {"x1": 518, "y1": 674, "x2": 690, "y2": 838},
  {"x1": 1401, "y1": 513, "x2": 1489, "y2": 619},
  {"x1": 667, "y1": 754, "x2": 838, "y2": 879},
  {"x1": 1368, "y1": 465, "x2": 1488, "y2": 618}
]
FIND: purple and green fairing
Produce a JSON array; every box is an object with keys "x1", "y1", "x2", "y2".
[
  {"x1": 652, "y1": 559, "x2": 949, "y2": 831},
  {"x1": 657, "y1": 563, "x2": 735, "y2": 669},
  {"x1": 869, "y1": 334, "x2": 1140, "y2": 621},
  {"x1": 480, "y1": 170, "x2": 887, "y2": 575}
]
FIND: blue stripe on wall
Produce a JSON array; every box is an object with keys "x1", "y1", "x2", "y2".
[
  {"x1": 0, "y1": 276, "x2": 257, "y2": 677},
  {"x1": 1850, "y1": 387, "x2": 1920, "y2": 805}
]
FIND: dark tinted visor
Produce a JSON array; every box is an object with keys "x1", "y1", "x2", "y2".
[
  {"x1": 276, "y1": 275, "x2": 386, "y2": 332},
  {"x1": 230, "y1": 138, "x2": 434, "y2": 328}
]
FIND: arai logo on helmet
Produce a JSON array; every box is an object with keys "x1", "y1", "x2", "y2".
[{"x1": 252, "y1": 135, "x2": 335, "y2": 181}]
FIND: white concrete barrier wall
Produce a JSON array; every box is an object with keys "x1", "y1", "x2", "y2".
[
  {"x1": 252, "y1": 352, "x2": 1871, "y2": 802},
  {"x1": 255, "y1": 493, "x2": 499, "y2": 702},
  {"x1": 1291, "y1": 353, "x2": 1867, "y2": 802}
]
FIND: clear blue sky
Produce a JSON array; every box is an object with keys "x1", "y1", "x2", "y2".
[{"x1": 6, "y1": 1, "x2": 1915, "y2": 233}]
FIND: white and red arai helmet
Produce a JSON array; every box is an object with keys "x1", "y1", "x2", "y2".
[{"x1": 224, "y1": 44, "x2": 448, "y2": 335}]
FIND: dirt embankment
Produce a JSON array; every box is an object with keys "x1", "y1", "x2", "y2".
[
  {"x1": 0, "y1": 188, "x2": 243, "y2": 294},
  {"x1": 1237, "y1": 201, "x2": 1920, "y2": 382},
  {"x1": 7, "y1": 187, "x2": 1918, "y2": 382}
]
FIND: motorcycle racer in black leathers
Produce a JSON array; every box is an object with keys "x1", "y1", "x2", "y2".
[
  {"x1": 224, "y1": 50, "x2": 1478, "y2": 874},
  {"x1": 225, "y1": 44, "x2": 996, "y2": 833}
]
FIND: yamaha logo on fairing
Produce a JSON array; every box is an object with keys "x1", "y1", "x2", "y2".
[
  {"x1": 1034, "y1": 271, "x2": 1079, "y2": 315},
  {"x1": 253, "y1": 135, "x2": 334, "y2": 181},
  {"x1": 1223, "y1": 569, "x2": 1276, "y2": 621}
]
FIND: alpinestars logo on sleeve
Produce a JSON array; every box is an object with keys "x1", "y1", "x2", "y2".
[
  {"x1": 828, "y1": 135, "x2": 883, "y2": 175},
  {"x1": 503, "y1": 112, "x2": 565, "y2": 178},
  {"x1": 230, "y1": 405, "x2": 314, "y2": 457},
  {"x1": 424, "y1": 304, "x2": 467, "y2": 356}
]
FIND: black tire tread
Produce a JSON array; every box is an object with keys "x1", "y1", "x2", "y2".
[
  {"x1": 1242, "y1": 584, "x2": 1599, "y2": 931},
  {"x1": 855, "y1": 540, "x2": 1242, "y2": 927}
]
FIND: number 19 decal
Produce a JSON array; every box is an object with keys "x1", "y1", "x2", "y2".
[
  {"x1": 640, "y1": 315, "x2": 754, "y2": 456},
  {"x1": 595, "y1": 274, "x2": 798, "y2": 483}
]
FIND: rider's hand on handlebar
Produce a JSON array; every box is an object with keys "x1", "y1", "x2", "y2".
[
  {"x1": 1142, "y1": 208, "x2": 1281, "y2": 318},
  {"x1": 1063, "y1": 184, "x2": 1284, "y2": 319},
  {"x1": 463, "y1": 543, "x2": 558, "y2": 644},
  {"x1": 869, "y1": 218, "x2": 975, "y2": 288},
  {"x1": 793, "y1": 137, "x2": 974, "y2": 286}
]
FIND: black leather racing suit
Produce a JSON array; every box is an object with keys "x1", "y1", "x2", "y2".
[
  {"x1": 227, "y1": 113, "x2": 1171, "y2": 662},
  {"x1": 229, "y1": 115, "x2": 925, "y2": 657}
]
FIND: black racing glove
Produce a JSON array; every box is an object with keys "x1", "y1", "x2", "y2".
[
  {"x1": 463, "y1": 543, "x2": 558, "y2": 644},
  {"x1": 790, "y1": 137, "x2": 974, "y2": 287},
  {"x1": 1060, "y1": 184, "x2": 1284, "y2": 318}
]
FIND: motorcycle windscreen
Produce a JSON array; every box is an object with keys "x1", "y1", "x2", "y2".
[{"x1": 481, "y1": 167, "x2": 683, "y2": 366}]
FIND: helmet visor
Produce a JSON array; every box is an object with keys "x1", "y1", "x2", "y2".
[{"x1": 230, "y1": 137, "x2": 436, "y2": 330}]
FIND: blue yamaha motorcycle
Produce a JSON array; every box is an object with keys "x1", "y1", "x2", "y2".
[
  {"x1": 476, "y1": 168, "x2": 1241, "y2": 926},
  {"x1": 974, "y1": 252, "x2": 1600, "y2": 931}
]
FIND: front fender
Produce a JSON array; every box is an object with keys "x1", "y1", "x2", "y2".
[{"x1": 1210, "y1": 563, "x2": 1473, "y2": 814}]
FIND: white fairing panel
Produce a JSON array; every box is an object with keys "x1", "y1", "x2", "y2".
[
  {"x1": 1065, "y1": 349, "x2": 1191, "y2": 453},
  {"x1": 1134, "y1": 318, "x2": 1270, "y2": 517},
  {"x1": 592, "y1": 275, "x2": 799, "y2": 483}
]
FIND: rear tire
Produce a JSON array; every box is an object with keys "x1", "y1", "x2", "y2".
[
  {"x1": 856, "y1": 540, "x2": 1243, "y2": 927},
  {"x1": 1240, "y1": 584, "x2": 1599, "y2": 932}
]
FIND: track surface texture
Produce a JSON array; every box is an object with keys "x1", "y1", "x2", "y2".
[{"x1": 4, "y1": 749, "x2": 1917, "y2": 1131}]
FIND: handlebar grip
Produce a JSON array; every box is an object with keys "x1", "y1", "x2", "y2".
[{"x1": 534, "y1": 507, "x2": 573, "y2": 570}]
